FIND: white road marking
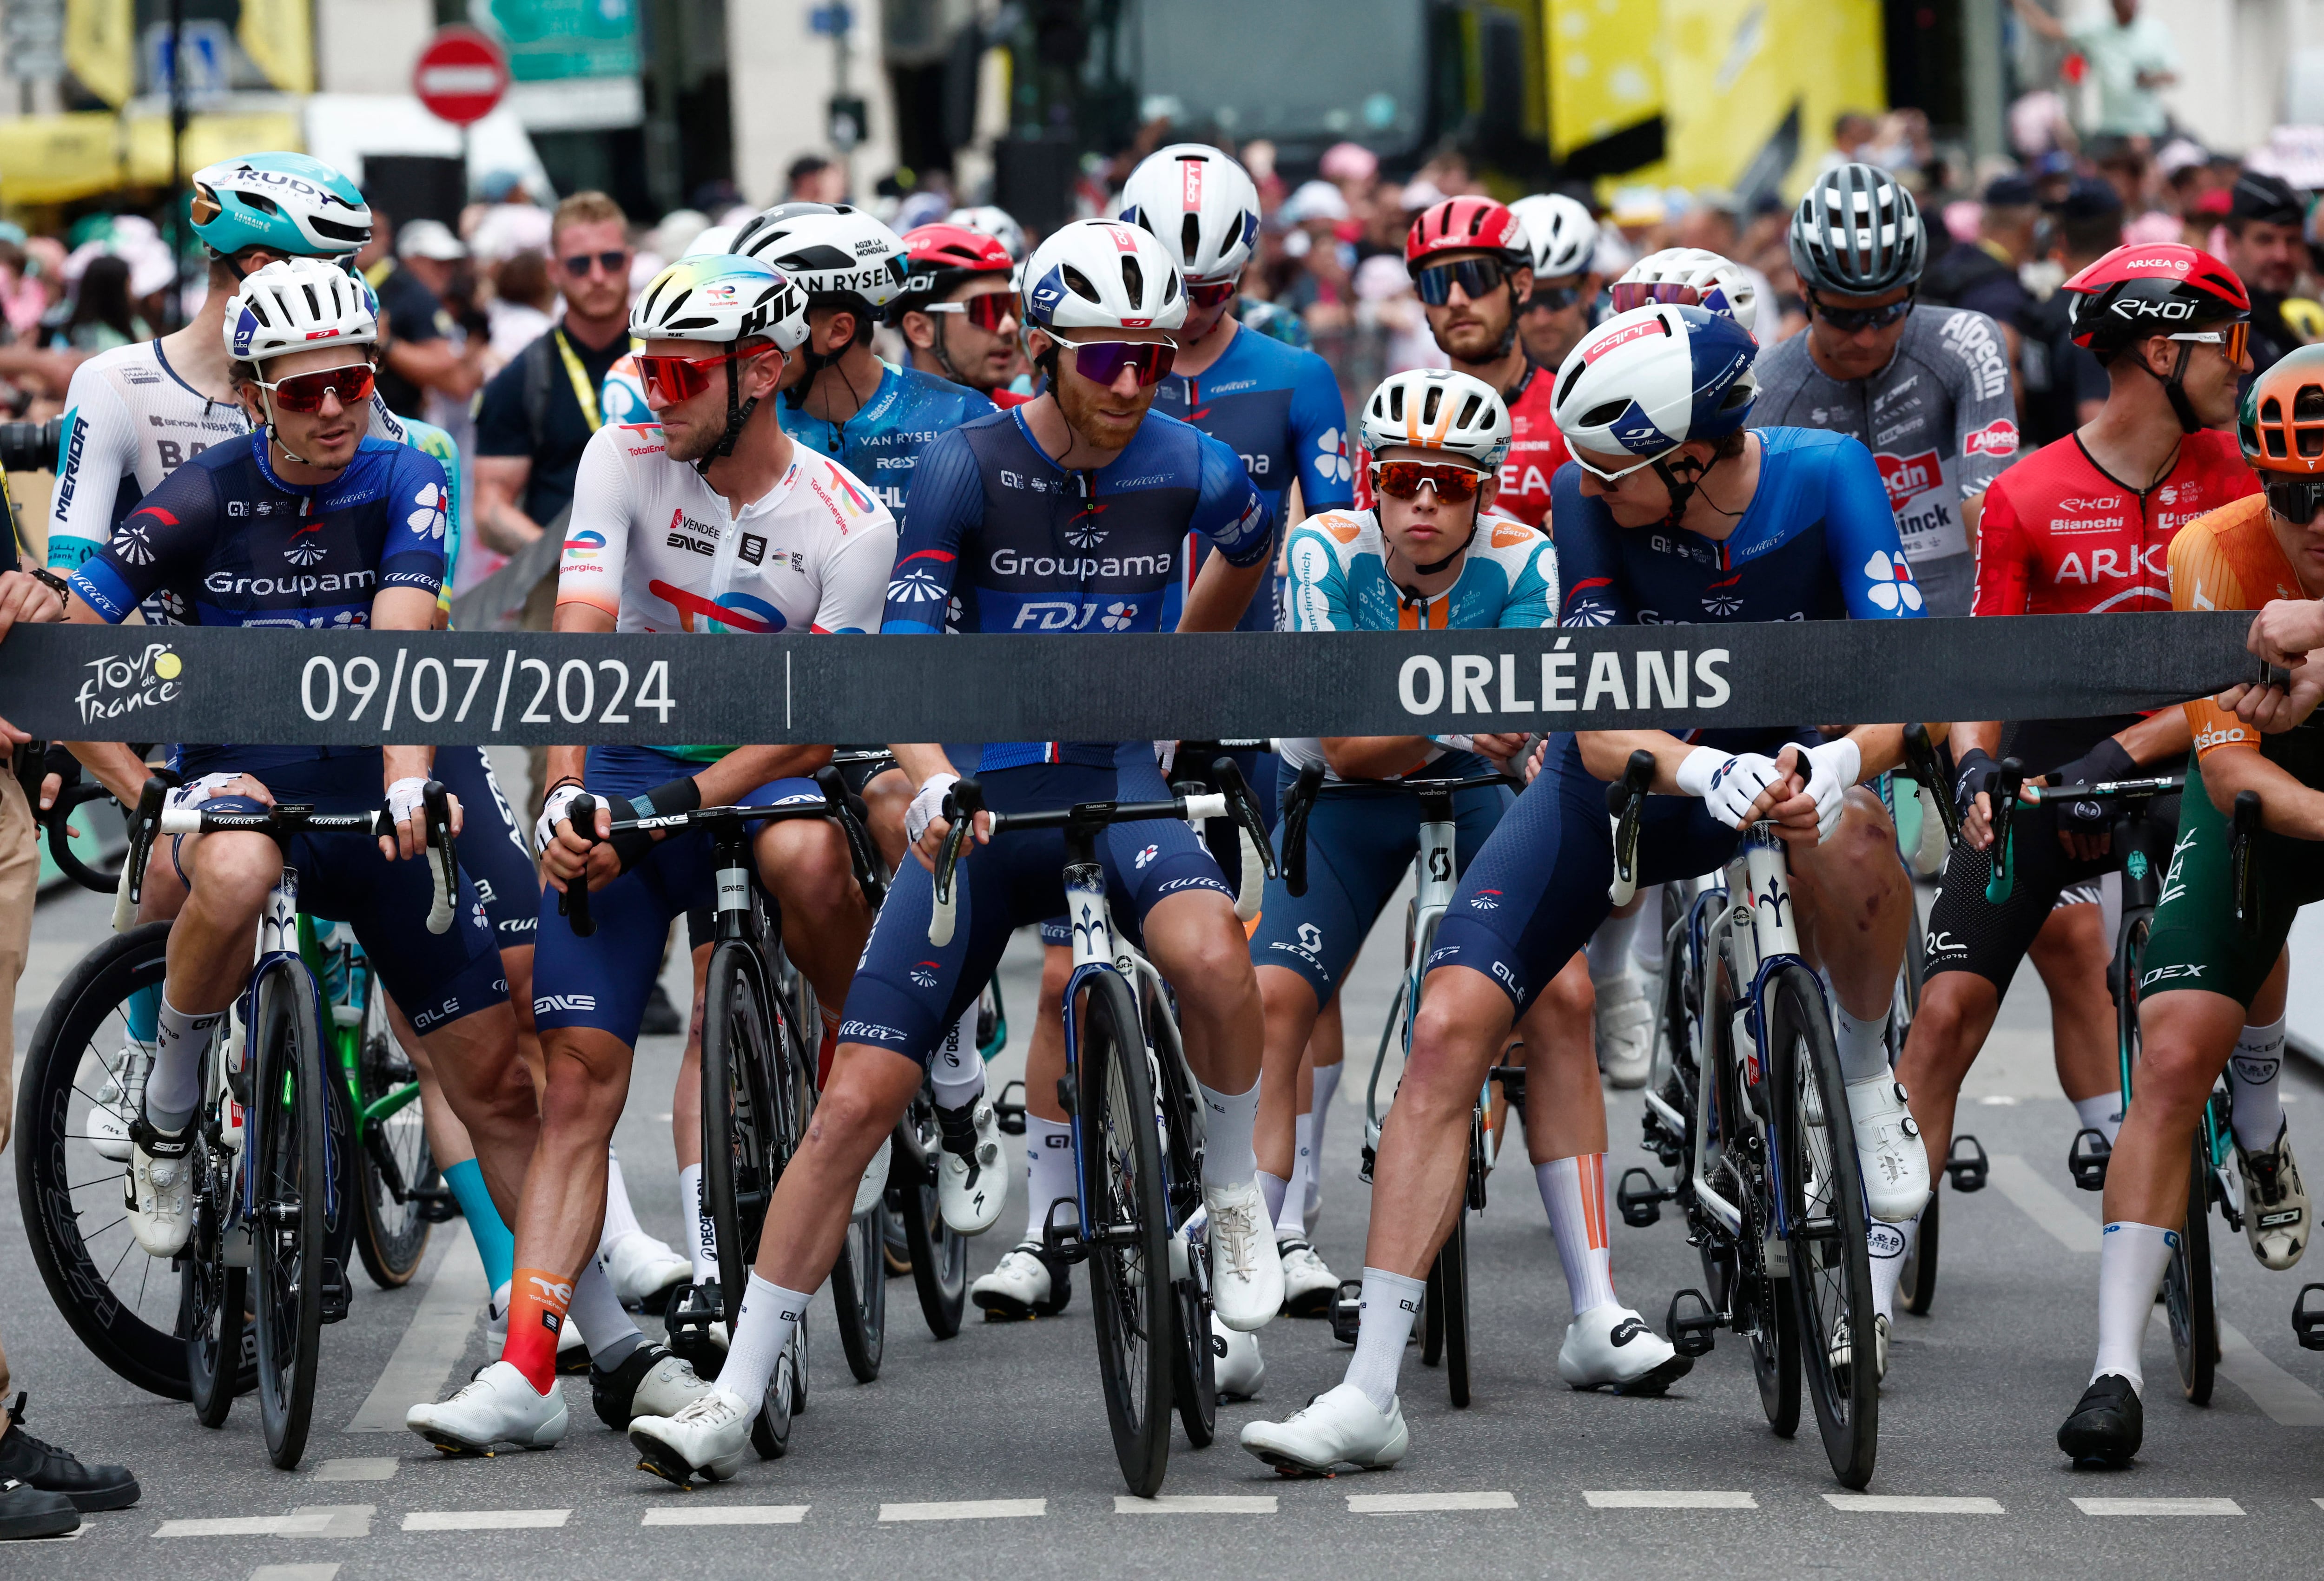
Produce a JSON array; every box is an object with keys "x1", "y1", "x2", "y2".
[
  {"x1": 1347, "y1": 1491, "x2": 1518, "y2": 1513},
  {"x1": 2217, "y1": 1322, "x2": 2324, "y2": 1426},
  {"x1": 640, "y1": 1506, "x2": 810, "y2": 1526},
  {"x1": 878, "y1": 1499, "x2": 1046, "y2": 1522},
  {"x1": 158, "y1": 1517, "x2": 295, "y2": 1538},
  {"x1": 1822, "y1": 1494, "x2": 2006, "y2": 1513},
  {"x1": 402, "y1": 1509, "x2": 570, "y2": 1530},
  {"x1": 250, "y1": 1567, "x2": 341, "y2": 1581},
  {"x1": 2072, "y1": 1496, "x2": 2244, "y2": 1515},
  {"x1": 1987, "y1": 1152, "x2": 2102, "y2": 1253},
  {"x1": 312, "y1": 1458, "x2": 398, "y2": 1482},
  {"x1": 1115, "y1": 1494, "x2": 1279, "y2": 1514},
  {"x1": 156, "y1": 1507, "x2": 373, "y2": 1539},
  {"x1": 346, "y1": 1228, "x2": 488, "y2": 1432},
  {"x1": 1584, "y1": 1490, "x2": 1756, "y2": 1509}
]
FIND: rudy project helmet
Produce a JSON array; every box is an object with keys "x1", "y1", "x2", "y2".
[
  {"x1": 1405, "y1": 196, "x2": 1530, "y2": 275},
  {"x1": 191, "y1": 152, "x2": 371, "y2": 259},
  {"x1": 224, "y1": 257, "x2": 378, "y2": 363},
  {"x1": 1119, "y1": 143, "x2": 1262, "y2": 283},
  {"x1": 1550, "y1": 303, "x2": 1758, "y2": 456},
  {"x1": 1360, "y1": 369, "x2": 1512, "y2": 470},
  {"x1": 1020, "y1": 219, "x2": 1186, "y2": 334},
  {"x1": 1509, "y1": 193, "x2": 1598, "y2": 281},
  {"x1": 731, "y1": 203, "x2": 910, "y2": 312},
  {"x1": 629, "y1": 254, "x2": 809, "y2": 351},
  {"x1": 1615, "y1": 247, "x2": 1759, "y2": 336},
  {"x1": 1789, "y1": 163, "x2": 1925, "y2": 296}
]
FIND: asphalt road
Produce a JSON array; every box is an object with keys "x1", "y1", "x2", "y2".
[{"x1": 10, "y1": 838, "x2": 2324, "y2": 1579}]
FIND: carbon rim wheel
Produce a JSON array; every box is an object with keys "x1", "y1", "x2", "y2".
[
  {"x1": 351, "y1": 981, "x2": 433, "y2": 1288},
  {"x1": 184, "y1": 1127, "x2": 251, "y2": 1427},
  {"x1": 1440, "y1": 1207, "x2": 1471, "y2": 1408},
  {"x1": 829, "y1": 1201, "x2": 888, "y2": 1383},
  {"x1": 701, "y1": 942, "x2": 780, "y2": 1322},
  {"x1": 251, "y1": 960, "x2": 327, "y2": 1469},
  {"x1": 1148, "y1": 992, "x2": 1214, "y2": 1449},
  {"x1": 750, "y1": 1318, "x2": 801, "y2": 1459},
  {"x1": 897, "y1": 1098, "x2": 967, "y2": 1339},
  {"x1": 2166, "y1": 1126, "x2": 2218, "y2": 1403},
  {"x1": 1900, "y1": 1182, "x2": 1939, "y2": 1316},
  {"x1": 1078, "y1": 970, "x2": 1175, "y2": 1497}
]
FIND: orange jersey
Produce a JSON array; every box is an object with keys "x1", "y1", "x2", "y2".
[{"x1": 2169, "y1": 494, "x2": 2306, "y2": 759}]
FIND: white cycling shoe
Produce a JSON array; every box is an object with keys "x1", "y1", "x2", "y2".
[
  {"x1": 1212, "y1": 1312, "x2": 1264, "y2": 1400},
  {"x1": 125, "y1": 1120, "x2": 193, "y2": 1258},
  {"x1": 2237, "y1": 1122, "x2": 2311, "y2": 1271},
  {"x1": 1829, "y1": 1312, "x2": 1891, "y2": 1384},
  {"x1": 590, "y1": 1343, "x2": 712, "y2": 1430},
  {"x1": 1558, "y1": 1304, "x2": 1693, "y2": 1394},
  {"x1": 630, "y1": 1386, "x2": 752, "y2": 1489},
  {"x1": 1845, "y1": 1074, "x2": 1931, "y2": 1223},
  {"x1": 1276, "y1": 1234, "x2": 1338, "y2": 1318},
  {"x1": 601, "y1": 1231, "x2": 691, "y2": 1310},
  {"x1": 937, "y1": 1100, "x2": 1009, "y2": 1236},
  {"x1": 87, "y1": 1040, "x2": 153, "y2": 1164},
  {"x1": 1204, "y1": 1179, "x2": 1285, "y2": 1332},
  {"x1": 1240, "y1": 1383, "x2": 1407, "y2": 1475},
  {"x1": 408, "y1": 1360, "x2": 568, "y2": 1455},
  {"x1": 971, "y1": 1242, "x2": 1069, "y2": 1319},
  {"x1": 1594, "y1": 973, "x2": 1655, "y2": 1089}
]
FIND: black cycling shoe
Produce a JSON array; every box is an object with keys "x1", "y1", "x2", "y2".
[
  {"x1": 639, "y1": 982, "x2": 682, "y2": 1037},
  {"x1": 2057, "y1": 1373, "x2": 2143, "y2": 1468},
  {"x1": 0, "y1": 1396, "x2": 139, "y2": 1512},
  {"x1": 663, "y1": 1279, "x2": 726, "y2": 1379},
  {"x1": 590, "y1": 1342, "x2": 704, "y2": 1431},
  {"x1": 0, "y1": 1479, "x2": 78, "y2": 1541}
]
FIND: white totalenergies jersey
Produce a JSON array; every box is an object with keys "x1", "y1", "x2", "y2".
[{"x1": 557, "y1": 420, "x2": 897, "y2": 637}]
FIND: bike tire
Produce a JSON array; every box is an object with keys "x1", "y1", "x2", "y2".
[
  {"x1": 701, "y1": 942, "x2": 781, "y2": 1322},
  {"x1": 1421, "y1": 1256, "x2": 1446, "y2": 1365},
  {"x1": 1077, "y1": 968, "x2": 1176, "y2": 1496},
  {"x1": 1769, "y1": 962, "x2": 1878, "y2": 1489},
  {"x1": 829, "y1": 1201, "x2": 889, "y2": 1383},
  {"x1": 1146, "y1": 987, "x2": 1215, "y2": 1450},
  {"x1": 895, "y1": 1100, "x2": 968, "y2": 1340},
  {"x1": 1440, "y1": 1206, "x2": 1471, "y2": 1408},
  {"x1": 184, "y1": 1122, "x2": 251, "y2": 1427},
  {"x1": 250, "y1": 958, "x2": 328, "y2": 1470},
  {"x1": 1754, "y1": 1272, "x2": 1803, "y2": 1438},
  {"x1": 2166, "y1": 1126, "x2": 2220, "y2": 1404},
  {"x1": 351, "y1": 982, "x2": 433, "y2": 1288},
  {"x1": 1900, "y1": 1181, "x2": 1940, "y2": 1317}
]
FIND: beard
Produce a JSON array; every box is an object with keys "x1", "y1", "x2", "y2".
[
  {"x1": 1053, "y1": 370, "x2": 1151, "y2": 454},
  {"x1": 661, "y1": 415, "x2": 718, "y2": 464}
]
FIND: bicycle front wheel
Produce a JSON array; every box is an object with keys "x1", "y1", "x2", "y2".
[
  {"x1": 352, "y1": 983, "x2": 434, "y2": 1288},
  {"x1": 829, "y1": 1202, "x2": 888, "y2": 1383},
  {"x1": 2166, "y1": 1124, "x2": 2219, "y2": 1403},
  {"x1": 1899, "y1": 1182, "x2": 1939, "y2": 1317},
  {"x1": 185, "y1": 1128, "x2": 250, "y2": 1427},
  {"x1": 250, "y1": 958, "x2": 329, "y2": 1469},
  {"x1": 1078, "y1": 969, "x2": 1175, "y2": 1496},
  {"x1": 895, "y1": 1099, "x2": 968, "y2": 1339},
  {"x1": 701, "y1": 942, "x2": 782, "y2": 1318},
  {"x1": 1438, "y1": 1206, "x2": 1471, "y2": 1408},
  {"x1": 1769, "y1": 963, "x2": 1878, "y2": 1489}
]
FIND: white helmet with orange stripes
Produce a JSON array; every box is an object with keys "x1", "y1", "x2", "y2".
[{"x1": 1359, "y1": 368, "x2": 1512, "y2": 470}]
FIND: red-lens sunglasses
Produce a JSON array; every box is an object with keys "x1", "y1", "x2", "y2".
[
  {"x1": 635, "y1": 345, "x2": 779, "y2": 406},
  {"x1": 1372, "y1": 460, "x2": 1484, "y2": 502},
  {"x1": 257, "y1": 363, "x2": 376, "y2": 414},
  {"x1": 923, "y1": 294, "x2": 1017, "y2": 332}
]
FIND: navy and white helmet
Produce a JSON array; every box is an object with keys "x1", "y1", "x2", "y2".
[
  {"x1": 1551, "y1": 304, "x2": 1757, "y2": 456},
  {"x1": 224, "y1": 257, "x2": 377, "y2": 363},
  {"x1": 1119, "y1": 143, "x2": 1261, "y2": 283},
  {"x1": 1021, "y1": 219, "x2": 1186, "y2": 333}
]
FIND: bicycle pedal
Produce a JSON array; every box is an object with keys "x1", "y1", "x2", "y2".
[
  {"x1": 1328, "y1": 1279, "x2": 1364, "y2": 1347},
  {"x1": 1665, "y1": 1288, "x2": 1719, "y2": 1358},
  {"x1": 1040, "y1": 1199, "x2": 1088, "y2": 1266},
  {"x1": 2294, "y1": 1284, "x2": 2324, "y2": 1351},
  {"x1": 1616, "y1": 1166, "x2": 1669, "y2": 1228},
  {"x1": 2067, "y1": 1128, "x2": 2112, "y2": 1192},
  {"x1": 319, "y1": 1257, "x2": 351, "y2": 1324},
  {"x1": 992, "y1": 1080, "x2": 1028, "y2": 1137},
  {"x1": 1945, "y1": 1133, "x2": 1990, "y2": 1193},
  {"x1": 411, "y1": 1186, "x2": 460, "y2": 1224}
]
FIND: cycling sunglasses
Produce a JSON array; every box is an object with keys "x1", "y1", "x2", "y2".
[
  {"x1": 1414, "y1": 257, "x2": 1509, "y2": 307},
  {"x1": 2167, "y1": 320, "x2": 2251, "y2": 367},
  {"x1": 1185, "y1": 277, "x2": 1240, "y2": 310},
  {"x1": 1372, "y1": 460, "x2": 1486, "y2": 502},
  {"x1": 1054, "y1": 336, "x2": 1177, "y2": 387},
  {"x1": 1523, "y1": 283, "x2": 1584, "y2": 313},
  {"x1": 635, "y1": 344, "x2": 778, "y2": 405},
  {"x1": 922, "y1": 295, "x2": 1017, "y2": 332},
  {"x1": 1609, "y1": 280, "x2": 1707, "y2": 315},
  {"x1": 2266, "y1": 476, "x2": 2324, "y2": 527},
  {"x1": 1570, "y1": 445, "x2": 1672, "y2": 486},
  {"x1": 1808, "y1": 290, "x2": 1914, "y2": 332},
  {"x1": 257, "y1": 362, "x2": 376, "y2": 414},
  {"x1": 562, "y1": 249, "x2": 631, "y2": 279}
]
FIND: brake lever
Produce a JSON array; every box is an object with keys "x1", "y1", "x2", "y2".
[
  {"x1": 1606, "y1": 749, "x2": 1656, "y2": 906},
  {"x1": 422, "y1": 779, "x2": 459, "y2": 935},
  {"x1": 1282, "y1": 764, "x2": 1323, "y2": 900},
  {"x1": 930, "y1": 778, "x2": 983, "y2": 948},
  {"x1": 562, "y1": 791, "x2": 598, "y2": 938}
]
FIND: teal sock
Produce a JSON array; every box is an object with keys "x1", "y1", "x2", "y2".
[
  {"x1": 442, "y1": 1158, "x2": 515, "y2": 1293},
  {"x1": 127, "y1": 984, "x2": 160, "y2": 1043}
]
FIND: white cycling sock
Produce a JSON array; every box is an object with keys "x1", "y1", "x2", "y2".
[
  {"x1": 2230, "y1": 1015, "x2": 2287, "y2": 1153},
  {"x1": 148, "y1": 997, "x2": 225, "y2": 1134},
  {"x1": 2073, "y1": 1093, "x2": 2125, "y2": 1146},
  {"x1": 1307, "y1": 1062, "x2": 1342, "y2": 1221},
  {"x1": 1536, "y1": 1155, "x2": 1617, "y2": 1318},
  {"x1": 570, "y1": 1257, "x2": 642, "y2": 1368},
  {"x1": 2092, "y1": 1222, "x2": 2175, "y2": 1392},
  {"x1": 678, "y1": 1163, "x2": 717, "y2": 1283},
  {"x1": 1632, "y1": 903, "x2": 1669, "y2": 976},
  {"x1": 1198, "y1": 1076, "x2": 1260, "y2": 1192},
  {"x1": 930, "y1": 1001, "x2": 986, "y2": 1111},
  {"x1": 1278, "y1": 1113, "x2": 1314, "y2": 1237},
  {"x1": 1024, "y1": 1117, "x2": 1076, "y2": 1244},
  {"x1": 1829, "y1": 995, "x2": 1892, "y2": 1085},
  {"x1": 1867, "y1": 1210, "x2": 1920, "y2": 1323},
  {"x1": 1586, "y1": 909, "x2": 1641, "y2": 983},
  {"x1": 1256, "y1": 1170, "x2": 1288, "y2": 1225},
  {"x1": 719, "y1": 1273, "x2": 812, "y2": 1408},
  {"x1": 600, "y1": 1145, "x2": 645, "y2": 1254},
  {"x1": 1344, "y1": 1267, "x2": 1426, "y2": 1414}
]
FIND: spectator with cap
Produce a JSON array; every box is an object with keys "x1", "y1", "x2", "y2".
[
  {"x1": 2010, "y1": 0, "x2": 2177, "y2": 144},
  {"x1": 2225, "y1": 170, "x2": 2312, "y2": 374},
  {"x1": 376, "y1": 218, "x2": 490, "y2": 418},
  {"x1": 1923, "y1": 173, "x2": 2040, "y2": 348},
  {"x1": 2018, "y1": 177, "x2": 2125, "y2": 446}
]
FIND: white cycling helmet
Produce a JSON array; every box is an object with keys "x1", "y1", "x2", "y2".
[
  {"x1": 1118, "y1": 143, "x2": 1261, "y2": 283},
  {"x1": 629, "y1": 253, "x2": 809, "y2": 351},
  {"x1": 948, "y1": 204, "x2": 1026, "y2": 260},
  {"x1": 1021, "y1": 218, "x2": 1186, "y2": 334},
  {"x1": 1509, "y1": 193, "x2": 1599, "y2": 281},
  {"x1": 680, "y1": 222, "x2": 741, "y2": 258},
  {"x1": 730, "y1": 203, "x2": 910, "y2": 311},
  {"x1": 1550, "y1": 303, "x2": 1758, "y2": 458},
  {"x1": 224, "y1": 257, "x2": 377, "y2": 364},
  {"x1": 1615, "y1": 247, "x2": 1759, "y2": 335},
  {"x1": 1360, "y1": 369, "x2": 1512, "y2": 470}
]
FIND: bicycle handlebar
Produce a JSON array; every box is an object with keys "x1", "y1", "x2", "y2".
[
  {"x1": 1281, "y1": 764, "x2": 1326, "y2": 899},
  {"x1": 115, "y1": 775, "x2": 174, "y2": 933},
  {"x1": 561, "y1": 792, "x2": 598, "y2": 938},
  {"x1": 1983, "y1": 756, "x2": 2027, "y2": 904},
  {"x1": 1204, "y1": 754, "x2": 1277, "y2": 923},
  {"x1": 146, "y1": 780, "x2": 462, "y2": 935},
  {"x1": 1605, "y1": 749, "x2": 1658, "y2": 907},
  {"x1": 40, "y1": 781, "x2": 124, "y2": 895},
  {"x1": 421, "y1": 781, "x2": 457, "y2": 935},
  {"x1": 2033, "y1": 773, "x2": 2186, "y2": 802}
]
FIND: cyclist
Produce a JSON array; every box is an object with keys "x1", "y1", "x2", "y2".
[
  {"x1": 1896, "y1": 244, "x2": 2269, "y2": 1372},
  {"x1": 1242, "y1": 303, "x2": 1928, "y2": 1473},
  {"x1": 406, "y1": 253, "x2": 885, "y2": 1454},
  {"x1": 628, "y1": 219, "x2": 1284, "y2": 1486},
  {"x1": 892, "y1": 222, "x2": 1028, "y2": 408},
  {"x1": 1750, "y1": 163, "x2": 2020, "y2": 617},
  {"x1": 1508, "y1": 193, "x2": 1602, "y2": 374},
  {"x1": 2056, "y1": 344, "x2": 2324, "y2": 1469},
  {"x1": 948, "y1": 204, "x2": 1026, "y2": 262}
]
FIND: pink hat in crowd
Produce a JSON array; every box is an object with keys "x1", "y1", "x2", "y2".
[{"x1": 1320, "y1": 142, "x2": 1378, "y2": 184}]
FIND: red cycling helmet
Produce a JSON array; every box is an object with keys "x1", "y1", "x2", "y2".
[
  {"x1": 1404, "y1": 196, "x2": 1529, "y2": 275},
  {"x1": 900, "y1": 222, "x2": 1014, "y2": 294},
  {"x1": 2064, "y1": 243, "x2": 2251, "y2": 432}
]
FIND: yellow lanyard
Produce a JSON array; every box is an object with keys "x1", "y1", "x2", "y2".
[{"x1": 556, "y1": 329, "x2": 639, "y2": 434}]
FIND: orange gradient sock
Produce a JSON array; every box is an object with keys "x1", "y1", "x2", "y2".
[{"x1": 503, "y1": 1266, "x2": 573, "y2": 1393}]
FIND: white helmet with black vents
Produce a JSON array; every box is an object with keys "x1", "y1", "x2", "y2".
[
  {"x1": 1020, "y1": 219, "x2": 1186, "y2": 334},
  {"x1": 1360, "y1": 369, "x2": 1512, "y2": 470},
  {"x1": 1509, "y1": 193, "x2": 1599, "y2": 281},
  {"x1": 224, "y1": 256, "x2": 378, "y2": 363},
  {"x1": 730, "y1": 202, "x2": 911, "y2": 312},
  {"x1": 947, "y1": 204, "x2": 1026, "y2": 260},
  {"x1": 1616, "y1": 247, "x2": 1759, "y2": 335},
  {"x1": 1119, "y1": 143, "x2": 1261, "y2": 283}
]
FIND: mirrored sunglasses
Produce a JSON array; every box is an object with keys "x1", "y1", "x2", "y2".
[
  {"x1": 922, "y1": 295, "x2": 1017, "y2": 332},
  {"x1": 1415, "y1": 257, "x2": 1508, "y2": 307},
  {"x1": 1054, "y1": 336, "x2": 1177, "y2": 387},
  {"x1": 258, "y1": 363, "x2": 376, "y2": 413},
  {"x1": 1372, "y1": 460, "x2": 1485, "y2": 502}
]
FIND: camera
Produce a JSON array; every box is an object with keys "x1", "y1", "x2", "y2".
[{"x1": 0, "y1": 417, "x2": 60, "y2": 474}]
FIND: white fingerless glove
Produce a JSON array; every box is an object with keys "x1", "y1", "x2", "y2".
[
  {"x1": 905, "y1": 773, "x2": 959, "y2": 848},
  {"x1": 1675, "y1": 746, "x2": 1785, "y2": 831},
  {"x1": 535, "y1": 783, "x2": 583, "y2": 856},
  {"x1": 383, "y1": 776, "x2": 428, "y2": 833},
  {"x1": 163, "y1": 772, "x2": 239, "y2": 815},
  {"x1": 1799, "y1": 738, "x2": 1862, "y2": 843}
]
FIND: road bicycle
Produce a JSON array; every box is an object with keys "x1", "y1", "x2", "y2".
[{"x1": 928, "y1": 759, "x2": 1274, "y2": 1496}]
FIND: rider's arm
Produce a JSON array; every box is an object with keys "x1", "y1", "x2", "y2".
[
  {"x1": 1822, "y1": 436, "x2": 1930, "y2": 623},
  {"x1": 43, "y1": 363, "x2": 133, "y2": 573},
  {"x1": 1178, "y1": 432, "x2": 1274, "y2": 632},
  {"x1": 2196, "y1": 743, "x2": 2324, "y2": 837},
  {"x1": 1287, "y1": 348, "x2": 1356, "y2": 513},
  {"x1": 810, "y1": 487, "x2": 899, "y2": 635},
  {"x1": 882, "y1": 427, "x2": 976, "y2": 636},
  {"x1": 473, "y1": 455, "x2": 543, "y2": 553},
  {"x1": 2248, "y1": 598, "x2": 2324, "y2": 668}
]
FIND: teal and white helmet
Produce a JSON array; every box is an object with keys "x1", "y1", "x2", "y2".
[
  {"x1": 629, "y1": 254, "x2": 810, "y2": 352},
  {"x1": 190, "y1": 152, "x2": 371, "y2": 258}
]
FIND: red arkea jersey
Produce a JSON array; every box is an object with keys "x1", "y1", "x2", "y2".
[
  {"x1": 1971, "y1": 428, "x2": 2257, "y2": 616},
  {"x1": 1353, "y1": 362, "x2": 1568, "y2": 531}
]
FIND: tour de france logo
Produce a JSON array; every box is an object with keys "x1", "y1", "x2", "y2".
[{"x1": 76, "y1": 642, "x2": 186, "y2": 725}]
